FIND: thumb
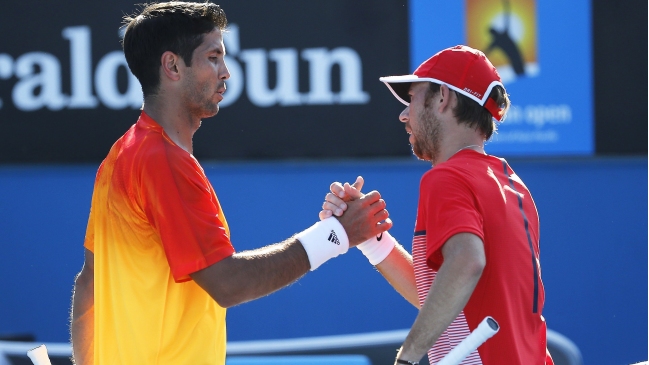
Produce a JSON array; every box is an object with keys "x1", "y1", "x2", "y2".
[
  {"x1": 351, "y1": 176, "x2": 364, "y2": 193},
  {"x1": 344, "y1": 176, "x2": 363, "y2": 200}
]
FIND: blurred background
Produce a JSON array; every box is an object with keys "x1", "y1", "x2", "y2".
[{"x1": 0, "y1": 0, "x2": 646, "y2": 364}]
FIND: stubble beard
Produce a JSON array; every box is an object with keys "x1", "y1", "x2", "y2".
[
  {"x1": 412, "y1": 106, "x2": 442, "y2": 163},
  {"x1": 184, "y1": 77, "x2": 222, "y2": 126},
  {"x1": 195, "y1": 82, "x2": 221, "y2": 118}
]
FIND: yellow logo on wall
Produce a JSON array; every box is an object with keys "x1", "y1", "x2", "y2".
[{"x1": 466, "y1": 0, "x2": 538, "y2": 83}]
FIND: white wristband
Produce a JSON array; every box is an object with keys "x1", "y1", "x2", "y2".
[
  {"x1": 296, "y1": 217, "x2": 349, "y2": 271},
  {"x1": 356, "y1": 231, "x2": 396, "y2": 265}
]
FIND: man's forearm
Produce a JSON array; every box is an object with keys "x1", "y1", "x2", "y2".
[
  {"x1": 191, "y1": 237, "x2": 310, "y2": 308},
  {"x1": 376, "y1": 244, "x2": 419, "y2": 308},
  {"x1": 228, "y1": 238, "x2": 311, "y2": 303},
  {"x1": 397, "y1": 263, "x2": 480, "y2": 361},
  {"x1": 396, "y1": 233, "x2": 485, "y2": 363}
]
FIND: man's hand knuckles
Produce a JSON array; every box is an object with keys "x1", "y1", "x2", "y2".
[{"x1": 362, "y1": 190, "x2": 381, "y2": 201}]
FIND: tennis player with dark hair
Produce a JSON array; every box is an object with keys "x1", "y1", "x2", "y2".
[
  {"x1": 69, "y1": 2, "x2": 391, "y2": 364},
  {"x1": 322, "y1": 46, "x2": 554, "y2": 365}
]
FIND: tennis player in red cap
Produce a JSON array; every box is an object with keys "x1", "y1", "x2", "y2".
[{"x1": 322, "y1": 45, "x2": 554, "y2": 365}]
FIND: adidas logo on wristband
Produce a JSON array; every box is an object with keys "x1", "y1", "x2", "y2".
[
  {"x1": 297, "y1": 218, "x2": 349, "y2": 271},
  {"x1": 328, "y1": 230, "x2": 341, "y2": 245}
]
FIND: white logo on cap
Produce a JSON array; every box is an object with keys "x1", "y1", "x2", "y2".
[{"x1": 463, "y1": 87, "x2": 483, "y2": 99}]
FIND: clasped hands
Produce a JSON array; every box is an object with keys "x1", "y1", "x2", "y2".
[{"x1": 319, "y1": 176, "x2": 392, "y2": 247}]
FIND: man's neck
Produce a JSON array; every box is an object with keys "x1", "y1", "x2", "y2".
[
  {"x1": 434, "y1": 123, "x2": 486, "y2": 165},
  {"x1": 142, "y1": 97, "x2": 199, "y2": 154}
]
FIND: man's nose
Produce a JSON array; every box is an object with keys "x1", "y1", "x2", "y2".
[
  {"x1": 399, "y1": 106, "x2": 409, "y2": 123},
  {"x1": 220, "y1": 61, "x2": 231, "y2": 80}
]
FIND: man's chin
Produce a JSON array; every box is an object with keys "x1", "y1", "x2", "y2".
[
  {"x1": 413, "y1": 152, "x2": 429, "y2": 162},
  {"x1": 411, "y1": 145, "x2": 431, "y2": 162},
  {"x1": 203, "y1": 104, "x2": 220, "y2": 118}
]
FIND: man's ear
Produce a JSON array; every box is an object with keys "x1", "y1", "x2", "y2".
[
  {"x1": 438, "y1": 84, "x2": 452, "y2": 112},
  {"x1": 160, "y1": 51, "x2": 181, "y2": 81}
]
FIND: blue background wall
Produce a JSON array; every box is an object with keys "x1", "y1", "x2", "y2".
[{"x1": 0, "y1": 157, "x2": 646, "y2": 365}]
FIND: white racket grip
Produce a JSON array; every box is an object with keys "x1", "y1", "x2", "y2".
[
  {"x1": 27, "y1": 345, "x2": 52, "y2": 365},
  {"x1": 435, "y1": 317, "x2": 499, "y2": 365}
]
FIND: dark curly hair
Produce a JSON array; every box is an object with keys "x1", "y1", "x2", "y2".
[{"x1": 122, "y1": 1, "x2": 227, "y2": 97}]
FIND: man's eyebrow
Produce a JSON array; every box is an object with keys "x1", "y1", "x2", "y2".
[{"x1": 207, "y1": 46, "x2": 225, "y2": 56}]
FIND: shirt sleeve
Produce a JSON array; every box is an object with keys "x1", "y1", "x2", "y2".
[
  {"x1": 139, "y1": 144, "x2": 235, "y2": 283},
  {"x1": 422, "y1": 168, "x2": 484, "y2": 271},
  {"x1": 83, "y1": 205, "x2": 95, "y2": 253},
  {"x1": 84, "y1": 160, "x2": 107, "y2": 253}
]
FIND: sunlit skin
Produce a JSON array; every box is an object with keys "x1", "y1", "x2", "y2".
[
  {"x1": 399, "y1": 82, "x2": 445, "y2": 163},
  {"x1": 400, "y1": 82, "x2": 442, "y2": 162},
  {"x1": 181, "y1": 28, "x2": 230, "y2": 123},
  {"x1": 399, "y1": 82, "x2": 486, "y2": 166},
  {"x1": 143, "y1": 27, "x2": 230, "y2": 154}
]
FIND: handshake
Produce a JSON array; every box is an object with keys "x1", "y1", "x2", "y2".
[{"x1": 296, "y1": 176, "x2": 398, "y2": 271}]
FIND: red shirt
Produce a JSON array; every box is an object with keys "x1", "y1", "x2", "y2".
[{"x1": 413, "y1": 149, "x2": 553, "y2": 365}]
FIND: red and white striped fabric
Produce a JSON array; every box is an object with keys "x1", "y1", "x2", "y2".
[{"x1": 412, "y1": 230, "x2": 483, "y2": 365}]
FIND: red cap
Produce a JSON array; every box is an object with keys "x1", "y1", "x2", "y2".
[{"x1": 379, "y1": 45, "x2": 506, "y2": 121}]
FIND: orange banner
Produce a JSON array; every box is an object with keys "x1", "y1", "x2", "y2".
[{"x1": 466, "y1": 0, "x2": 538, "y2": 82}]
